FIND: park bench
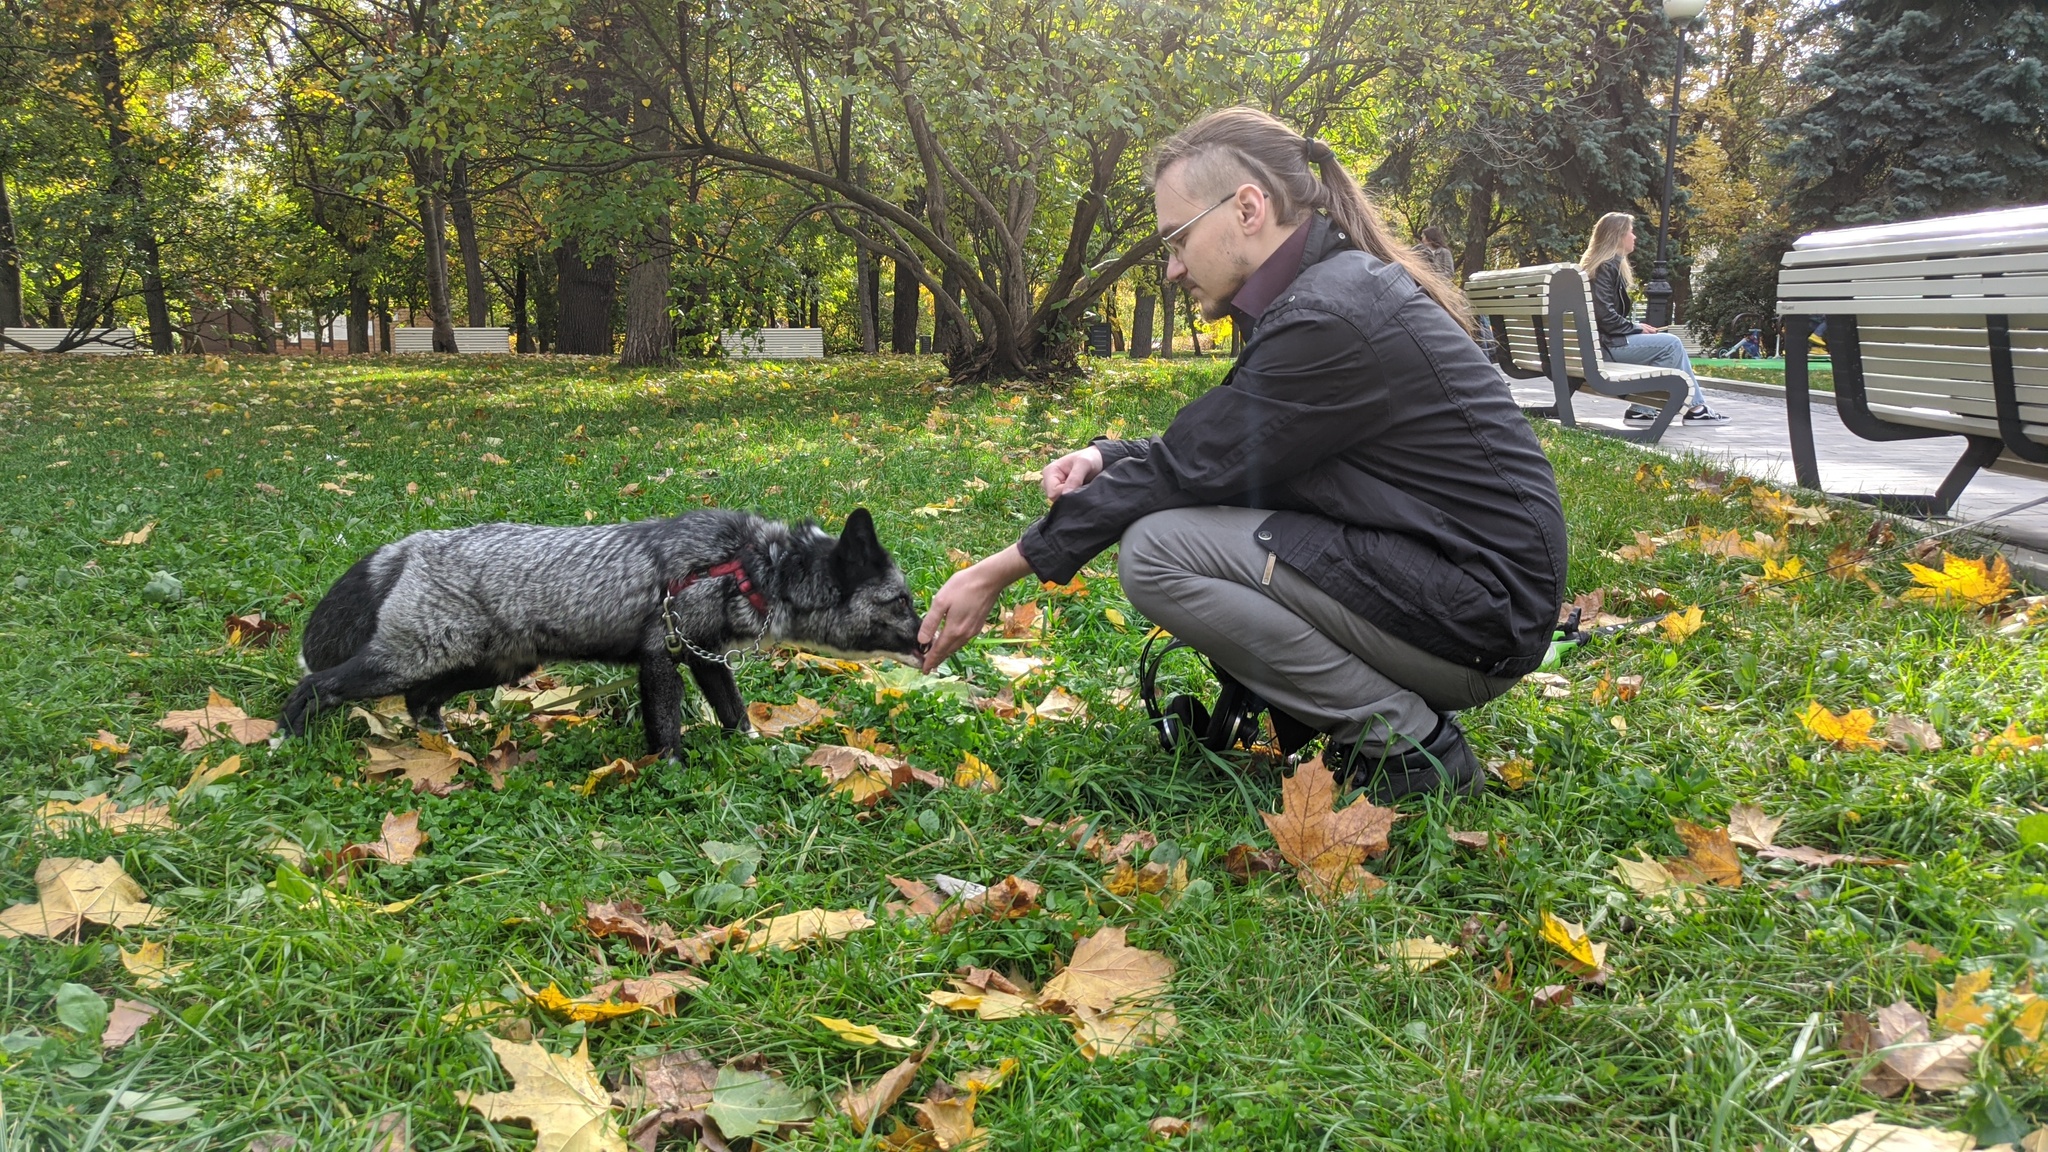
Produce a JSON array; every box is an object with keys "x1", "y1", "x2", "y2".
[
  {"x1": 390, "y1": 326, "x2": 512, "y2": 354},
  {"x1": 719, "y1": 328, "x2": 825, "y2": 359},
  {"x1": 1464, "y1": 263, "x2": 1690, "y2": 443},
  {"x1": 1778, "y1": 203, "x2": 2048, "y2": 515},
  {"x1": 1, "y1": 327, "x2": 142, "y2": 354}
]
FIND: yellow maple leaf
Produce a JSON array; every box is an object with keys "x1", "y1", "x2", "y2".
[
  {"x1": 1935, "y1": 968, "x2": 1994, "y2": 1034},
  {"x1": 1761, "y1": 556, "x2": 1806, "y2": 583},
  {"x1": 813, "y1": 1015, "x2": 920, "y2": 1050},
  {"x1": 459, "y1": 1035, "x2": 627, "y2": 1152},
  {"x1": 1540, "y1": 911, "x2": 1608, "y2": 976},
  {"x1": 1903, "y1": 552, "x2": 2013, "y2": 608},
  {"x1": 1799, "y1": 701, "x2": 1884, "y2": 751},
  {"x1": 1974, "y1": 722, "x2": 2045, "y2": 760},
  {"x1": 1658, "y1": 605, "x2": 1704, "y2": 645}
]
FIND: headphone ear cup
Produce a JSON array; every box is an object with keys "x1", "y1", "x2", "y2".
[{"x1": 1156, "y1": 694, "x2": 1210, "y2": 751}]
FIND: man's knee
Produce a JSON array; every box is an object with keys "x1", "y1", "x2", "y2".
[{"x1": 1116, "y1": 512, "x2": 1178, "y2": 601}]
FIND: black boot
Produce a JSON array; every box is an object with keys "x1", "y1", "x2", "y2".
[{"x1": 1326, "y1": 714, "x2": 1485, "y2": 803}]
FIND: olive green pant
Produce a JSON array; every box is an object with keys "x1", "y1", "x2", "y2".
[{"x1": 1117, "y1": 506, "x2": 1521, "y2": 748}]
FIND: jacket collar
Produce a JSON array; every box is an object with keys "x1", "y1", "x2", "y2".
[{"x1": 1231, "y1": 213, "x2": 1349, "y2": 332}]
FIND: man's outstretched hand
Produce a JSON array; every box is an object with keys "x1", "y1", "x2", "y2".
[
  {"x1": 1041, "y1": 445, "x2": 1105, "y2": 499},
  {"x1": 918, "y1": 545, "x2": 1036, "y2": 672}
]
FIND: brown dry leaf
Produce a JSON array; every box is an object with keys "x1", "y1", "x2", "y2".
[
  {"x1": 1389, "y1": 938, "x2": 1460, "y2": 973},
  {"x1": 103, "y1": 998, "x2": 159, "y2": 1049},
  {"x1": 1847, "y1": 1000, "x2": 1985, "y2": 1096},
  {"x1": 972, "y1": 687, "x2": 1027, "y2": 720},
  {"x1": 1069, "y1": 1004, "x2": 1180, "y2": 1061},
  {"x1": 1668, "y1": 819, "x2": 1743, "y2": 888},
  {"x1": 1935, "y1": 968, "x2": 1995, "y2": 1034},
  {"x1": 747, "y1": 697, "x2": 835, "y2": 738},
  {"x1": 912, "y1": 1086, "x2": 987, "y2": 1150},
  {"x1": 1602, "y1": 531, "x2": 1661, "y2": 562},
  {"x1": 366, "y1": 1112, "x2": 409, "y2": 1152},
  {"x1": 35, "y1": 795, "x2": 176, "y2": 835},
  {"x1": 628, "y1": 1048, "x2": 719, "y2": 1148},
  {"x1": 1039, "y1": 817, "x2": 1157, "y2": 864},
  {"x1": 1031, "y1": 687, "x2": 1087, "y2": 723},
  {"x1": 582, "y1": 900, "x2": 734, "y2": 965},
  {"x1": 0, "y1": 857, "x2": 166, "y2": 938},
  {"x1": 584, "y1": 973, "x2": 706, "y2": 1017},
  {"x1": 734, "y1": 907, "x2": 875, "y2": 952},
  {"x1": 1221, "y1": 843, "x2": 1288, "y2": 881},
  {"x1": 1106, "y1": 859, "x2": 1189, "y2": 900},
  {"x1": 886, "y1": 876, "x2": 945, "y2": 918},
  {"x1": 107, "y1": 521, "x2": 155, "y2": 546},
  {"x1": 120, "y1": 941, "x2": 190, "y2": 988},
  {"x1": 1446, "y1": 830, "x2": 1494, "y2": 852},
  {"x1": 1591, "y1": 675, "x2": 1643, "y2": 705},
  {"x1": 1149, "y1": 1116, "x2": 1192, "y2": 1140},
  {"x1": 809, "y1": 745, "x2": 943, "y2": 807},
  {"x1": 1525, "y1": 672, "x2": 1573, "y2": 699},
  {"x1": 931, "y1": 875, "x2": 1042, "y2": 933},
  {"x1": 1754, "y1": 845, "x2": 1906, "y2": 868},
  {"x1": 1727, "y1": 804, "x2": 1784, "y2": 851},
  {"x1": 224, "y1": 612, "x2": 289, "y2": 648},
  {"x1": 459, "y1": 1035, "x2": 627, "y2": 1152},
  {"x1": 335, "y1": 811, "x2": 426, "y2": 869},
  {"x1": 1037, "y1": 925, "x2": 1174, "y2": 1017},
  {"x1": 1885, "y1": 716, "x2": 1945, "y2": 753},
  {"x1": 89, "y1": 729, "x2": 130, "y2": 755},
  {"x1": 1804, "y1": 1112, "x2": 1973, "y2": 1152},
  {"x1": 363, "y1": 741, "x2": 468, "y2": 796},
  {"x1": 573, "y1": 756, "x2": 649, "y2": 798},
  {"x1": 999, "y1": 601, "x2": 1041, "y2": 639},
  {"x1": 1526, "y1": 983, "x2": 1572, "y2": 1010},
  {"x1": 158, "y1": 689, "x2": 277, "y2": 750},
  {"x1": 1259, "y1": 758, "x2": 1396, "y2": 901},
  {"x1": 481, "y1": 730, "x2": 528, "y2": 791},
  {"x1": 839, "y1": 1047, "x2": 929, "y2": 1134}
]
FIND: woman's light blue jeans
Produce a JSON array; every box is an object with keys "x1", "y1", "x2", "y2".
[{"x1": 1607, "y1": 332, "x2": 1706, "y2": 405}]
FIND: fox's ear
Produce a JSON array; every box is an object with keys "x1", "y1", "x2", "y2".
[{"x1": 831, "y1": 508, "x2": 888, "y2": 588}]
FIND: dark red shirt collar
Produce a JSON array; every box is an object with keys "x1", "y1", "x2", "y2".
[{"x1": 1229, "y1": 221, "x2": 1313, "y2": 329}]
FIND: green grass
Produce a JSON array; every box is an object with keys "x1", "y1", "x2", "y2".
[
  {"x1": 1, "y1": 352, "x2": 2045, "y2": 1150},
  {"x1": 1692, "y1": 361, "x2": 1836, "y2": 392}
]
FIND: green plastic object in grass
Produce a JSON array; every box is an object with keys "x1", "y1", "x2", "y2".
[{"x1": 2018, "y1": 813, "x2": 2048, "y2": 848}]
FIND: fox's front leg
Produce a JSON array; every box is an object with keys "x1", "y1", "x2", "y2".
[
  {"x1": 684, "y1": 656, "x2": 750, "y2": 734},
  {"x1": 637, "y1": 647, "x2": 687, "y2": 758}
]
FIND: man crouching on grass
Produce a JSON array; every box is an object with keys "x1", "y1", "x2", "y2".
[{"x1": 916, "y1": 107, "x2": 1567, "y2": 802}]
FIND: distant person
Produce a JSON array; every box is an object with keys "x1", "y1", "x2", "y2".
[
  {"x1": 1580, "y1": 212, "x2": 1727, "y2": 424},
  {"x1": 1416, "y1": 225, "x2": 1456, "y2": 283}
]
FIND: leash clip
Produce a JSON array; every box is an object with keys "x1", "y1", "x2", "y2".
[{"x1": 661, "y1": 592, "x2": 686, "y2": 655}]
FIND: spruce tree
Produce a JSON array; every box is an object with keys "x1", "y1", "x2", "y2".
[{"x1": 1777, "y1": 0, "x2": 2048, "y2": 228}]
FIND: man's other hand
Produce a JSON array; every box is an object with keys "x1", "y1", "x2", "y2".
[
  {"x1": 918, "y1": 545, "x2": 1035, "y2": 672},
  {"x1": 1041, "y1": 445, "x2": 1105, "y2": 499}
]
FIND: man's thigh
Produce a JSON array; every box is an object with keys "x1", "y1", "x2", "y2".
[{"x1": 1118, "y1": 506, "x2": 1515, "y2": 711}]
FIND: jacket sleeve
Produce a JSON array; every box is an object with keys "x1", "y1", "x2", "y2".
[
  {"x1": 1590, "y1": 259, "x2": 1638, "y2": 341},
  {"x1": 1017, "y1": 309, "x2": 1378, "y2": 582}
]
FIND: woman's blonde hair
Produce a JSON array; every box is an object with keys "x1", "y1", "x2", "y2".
[
  {"x1": 1580, "y1": 212, "x2": 1638, "y2": 287},
  {"x1": 1146, "y1": 107, "x2": 1474, "y2": 334}
]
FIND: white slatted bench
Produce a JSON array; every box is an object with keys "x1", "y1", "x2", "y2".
[
  {"x1": 719, "y1": 328, "x2": 825, "y2": 359},
  {"x1": 390, "y1": 327, "x2": 511, "y2": 354},
  {"x1": 1, "y1": 327, "x2": 142, "y2": 354},
  {"x1": 1464, "y1": 263, "x2": 1689, "y2": 443},
  {"x1": 1778, "y1": 204, "x2": 2048, "y2": 515}
]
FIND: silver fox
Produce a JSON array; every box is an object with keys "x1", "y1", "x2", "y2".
[{"x1": 279, "y1": 508, "x2": 923, "y2": 757}]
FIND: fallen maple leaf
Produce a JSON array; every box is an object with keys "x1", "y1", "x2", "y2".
[
  {"x1": 1591, "y1": 674, "x2": 1643, "y2": 705},
  {"x1": 1903, "y1": 551, "x2": 2012, "y2": 608},
  {"x1": 1934, "y1": 968, "x2": 1995, "y2": 1034},
  {"x1": 1000, "y1": 601, "x2": 1041, "y2": 639},
  {"x1": 0, "y1": 857, "x2": 166, "y2": 938},
  {"x1": 953, "y1": 753, "x2": 1001, "y2": 793},
  {"x1": 1727, "y1": 804, "x2": 1784, "y2": 851},
  {"x1": 987, "y1": 653, "x2": 1044, "y2": 680},
  {"x1": 839, "y1": 1047, "x2": 929, "y2": 1134},
  {"x1": 1974, "y1": 722, "x2": 2045, "y2": 760},
  {"x1": 912, "y1": 1084, "x2": 987, "y2": 1149},
  {"x1": 1841, "y1": 1000, "x2": 1984, "y2": 1096},
  {"x1": 1800, "y1": 701, "x2": 1884, "y2": 752},
  {"x1": 953, "y1": 1060, "x2": 1017, "y2": 1095},
  {"x1": 1755, "y1": 845, "x2": 1905, "y2": 868},
  {"x1": 1539, "y1": 912, "x2": 1608, "y2": 980},
  {"x1": 1389, "y1": 938, "x2": 1459, "y2": 972},
  {"x1": 1069, "y1": 1003, "x2": 1180, "y2": 1061},
  {"x1": 481, "y1": 730, "x2": 528, "y2": 790},
  {"x1": 1488, "y1": 757, "x2": 1535, "y2": 790},
  {"x1": 103, "y1": 998, "x2": 159, "y2": 1050},
  {"x1": 747, "y1": 696, "x2": 835, "y2": 738},
  {"x1": 1531, "y1": 984, "x2": 1575, "y2": 1010},
  {"x1": 931, "y1": 875, "x2": 1041, "y2": 932},
  {"x1": 35, "y1": 795, "x2": 176, "y2": 835},
  {"x1": 177, "y1": 753, "x2": 241, "y2": 803},
  {"x1": 1221, "y1": 844, "x2": 1287, "y2": 881},
  {"x1": 334, "y1": 811, "x2": 426, "y2": 869},
  {"x1": 158, "y1": 689, "x2": 276, "y2": 750},
  {"x1": 808, "y1": 745, "x2": 944, "y2": 806},
  {"x1": 734, "y1": 907, "x2": 875, "y2": 952},
  {"x1": 1601, "y1": 531, "x2": 1661, "y2": 562},
  {"x1": 1805, "y1": 1112, "x2": 1973, "y2": 1152},
  {"x1": 363, "y1": 740, "x2": 468, "y2": 796},
  {"x1": 1259, "y1": 758, "x2": 1396, "y2": 901},
  {"x1": 1658, "y1": 605, "x2": 1705, "y2": 645},
  {"x1": 814, "y1": 1015, "x2": 920, "y2": 1050},
  {"x1": 89, "y1": 729, "x2": 130, "y2": 755},
  {"x1": 886, "y1": 876, "x2": 945, "y2": 918},
  {"x1": 107, "y1": 521, "x2": 156, "y2": 546},
  {"x1": 1668, "y1": 819, "x2": 1743, "y2": 888},
  {"x1": 1614, "y1": 852, "x2": 1685, "y2": 901},
  {"x1": 120, "y1": 941, "x2": 190, "y2": 988},
  {"x1": 624, "y1": 1050, "x2": 719, "y2": 1149},
  {"x1": 1037, "y1": 925, "x2": 1174, "y2": 1016},
  {"x1": 1105, "y1": 859, "x2": 1189, "y2": 900},
  {"x1": 582, "y1": 899, "x2": 734, "y2": 965},
  {"x1": 460, "y1": 1035, "x2": 627, "y2": 1152},
  {"x1": 518, "y1": 971, "x2": 705, "y2": 1022},
  {"x1": 224, "y1": 612, "x2": 289, "y2": 648},
  {"x1": 1884, "y1": 715, "x2": 1944, "y2": 753},
  {"x1": 1031, "y1": 686, "x2": 1087, "y2": 722}
]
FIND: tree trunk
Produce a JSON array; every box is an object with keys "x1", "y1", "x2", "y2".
[
  {"x1": 347, "y1": 270, "x2": 371, "y2": 354},
  {"x1": 890, "y1": 258, "x2": 919, "y2": 352},
  {"x1": 855, "y1": 245, "x2": 878, "y2": 352},
  {"x1": 534, "y1": 252, "x2": 557, "y2": 352},
  {"x1": 512, "y1": 259, "x2": 534, "y2": 352},
  {"x1": 405, "y1": 157, "x2": 459, "y2": 353},
  {"x1": 0, "y1": 172, "x2": 21, "y2": 329},
  {"x1": 1131, "y1": 291, "x2": 1154, "y2": 358},
  {"x1": 556, "y1": 238, "x2": 615, "y2": 355},
  {"x1": 377, "y1": 299, "x2": 393, "y2": 351},
  {"x1": 1159, "y1": 281, "x2": 1177, "y2": 358},
  {"x1": 448, "y1": 154, "x2": 488, "y2": 327},
  {"x1": 619, "y1": 217, "x2": 673, "y2": 367},
  {"x1": 90, "y1": 19, "x2": 173, "y2": 353},
  {"x1": 1458, "y1": 174, "x2": 1497, "y2": 282},
  {"x1": 934, "y1": 268, "x2": 963, "y2": 355}
]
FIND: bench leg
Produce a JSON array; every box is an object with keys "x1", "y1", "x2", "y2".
[
  {"x1": 1837, "y1": 436, "x2": 2005, "y2": 517},
  {"x1": 1784, "y1": 317, "x2": 1824, "y2": 490}
]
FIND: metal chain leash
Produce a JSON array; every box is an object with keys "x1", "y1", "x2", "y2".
[{"x1": 661, "y1": 591, "x2": 767, "y2": 668}]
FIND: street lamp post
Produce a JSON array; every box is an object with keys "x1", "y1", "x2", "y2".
[{"x1": 1643, "y1": 0, "x2": 1707, "y2": 329}]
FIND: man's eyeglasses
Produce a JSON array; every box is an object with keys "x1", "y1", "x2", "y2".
[{"x1": 1157, "y1": 194, "x2": 1236, "y2": 257}]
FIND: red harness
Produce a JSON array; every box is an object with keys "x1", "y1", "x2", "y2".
[{"x1": 666, "y1": 558, "x2": 769, "y2": 617}]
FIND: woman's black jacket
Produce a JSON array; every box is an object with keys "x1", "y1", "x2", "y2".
[{"x1": 1589, "y1": 256, "x2": 1639, "y2": 350}]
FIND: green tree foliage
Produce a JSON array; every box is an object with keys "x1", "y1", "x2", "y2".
[{"x1": 1776, "y1": 0, "x2": 2048, "y2": 227}]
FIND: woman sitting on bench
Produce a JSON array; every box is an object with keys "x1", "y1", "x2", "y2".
[{"x1": 1581, "y1": 211, "x2": 1729, "y2": 425}]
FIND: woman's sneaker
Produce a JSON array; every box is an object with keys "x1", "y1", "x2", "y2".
[
  {"x1": 1323, "y1": 715, "x2": 1484, "y2": 804},
  {"x1": 1683, "y1": 404, "x2": 1730, "y2": 423}
]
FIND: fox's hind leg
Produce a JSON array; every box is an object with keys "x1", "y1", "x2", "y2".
[
  {"x1": 684, "y1": 657, "x2": 750, "y2": 735},
  {"x1": 280, "y1": 650, "x2": 416, "y2": 736},
  {"x1": 404, "y1": 666, "x2": 508, "y2": 732},
  {"x1": 637, "y1": 649, "x2": 686, "y2": 759}
]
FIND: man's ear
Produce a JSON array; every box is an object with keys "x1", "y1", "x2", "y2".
[{"x1": 830, "y1": 507, "x2": 889, "y2": 589}]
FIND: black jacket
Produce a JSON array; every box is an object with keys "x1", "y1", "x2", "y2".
[
  {"x1": 1018, "y1": 214, "x2": 1567, "y2": 678},
  {"x1": 1590, "y1": 256, "x2": 1639, "y2": 349}
]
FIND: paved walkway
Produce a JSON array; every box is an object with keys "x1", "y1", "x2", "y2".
[{"x1": 1506, "y1": 376, "x2": 2048, "y2": 579}]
